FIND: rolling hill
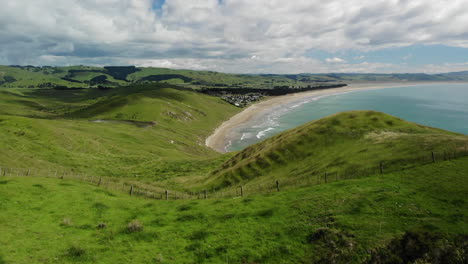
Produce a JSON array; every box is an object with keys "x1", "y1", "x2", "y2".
[
  {"x1": 2, "y1": 65, "x2": 468, "y2": 90},
  {"x1": 207, "y1": 111, "x2": 468, "y2": 189},
  {"x1": 0, "y1": 84, "x2": 240, "y2": 185}
]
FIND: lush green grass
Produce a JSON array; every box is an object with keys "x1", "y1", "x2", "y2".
[
  {"x1": 208, "y1": 111, "x2": 468, "y2": 188},
  {"x1": 0, "y1": 88, "x2": 114, "y2": 118},
  {"x1": 0, "y1": 157, "x2": 467, "y2": 263},
  {"x1": 0, "y1": 85, "x2": 239, "y2": 187}
]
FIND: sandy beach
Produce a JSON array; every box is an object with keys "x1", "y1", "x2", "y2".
[{"x1": 205, "y1": 82, "x2": 462, "y2": 153}]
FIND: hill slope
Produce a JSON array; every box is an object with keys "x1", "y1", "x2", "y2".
[
  {"x1": 208, "y1": 111, "x2": 468, "y2": 188},
  {"x1": 0, "y1": 85, "x2": 240, "y2": 183},
  {"x1": 0, "y1": 157, "x2": 467, "y2": 263}
]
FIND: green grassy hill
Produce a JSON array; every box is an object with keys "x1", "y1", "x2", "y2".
[
  {"x1": 0, "y1": 65, "x2": 84, "y2": 88},
  {"x1": 0, "y1": 69, "x2": 467, "y2": 263},
  {"x1": 0, "y1": 157, "x2": 467, "y2": 263},
  {"x1": 208, "y1": 111, "x2": 468, "y2": 188},
  {"x1": 2, "y1": 65, "x2": 468, "y2": 90},
  {"x1": 0, "y1": 65, "x2": 309, "y2": 89},
  {"x1": 0, "y1": 84, "x2": 239, "y2": 185}
]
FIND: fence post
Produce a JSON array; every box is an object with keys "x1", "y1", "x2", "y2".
[
  {"x1": 379, "y1": 162, "x2": 384, "y2": 174},
  {"x1": 129, "y1": 185, "x2": 133, "y2": 196},
  {"x1": 165, "y1": 190, "x2": 168, "y2": 200},
  {"x1": 175, "y1": 192, "x2": 177, "y2": 200},
  {"x1": 26, "y1": 169, "x2": 30, "y2": 176},
  {"x1": 276, "y1": 180, "x2": 280, "y2": 192},
  {"x1": 204, "y1": 190, "x2": 207, "y2": 199},
  {"x1": 98, "y1": 177, "x2": 102, "y2": 187},
  {"x1": 240, "y1": 186, "x2": 244, "y2": 197},
  {"x1": 431, "y1": 152, "x2": 435, "y2": 163}
]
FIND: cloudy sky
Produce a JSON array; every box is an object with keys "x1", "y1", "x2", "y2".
[{"x1": 1, "y1": 0, "x2": 468, "y2": 73}]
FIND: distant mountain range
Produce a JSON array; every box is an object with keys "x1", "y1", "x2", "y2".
[{"x1": 1, "y1": 65, "x2": 467, "y2": 89}]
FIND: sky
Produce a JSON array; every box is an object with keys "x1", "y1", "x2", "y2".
[{"x1": 1, "y1": 0, "x2": 468, "y2": 74}]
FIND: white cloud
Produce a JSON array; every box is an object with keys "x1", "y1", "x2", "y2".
[
  {"x1": 0, "y1": 0, "x2": 468, "y2": 73},
  {"x1": 326, "y1": 57, "x2": 346, "y2": 63}
]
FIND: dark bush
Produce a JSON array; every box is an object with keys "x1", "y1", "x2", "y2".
[
  {"x1": 96, "y1": 222, "x2": 107, "y2": 229},
  {"x1": 177, "y1": 204, "x2": 192, "y2": 211},
  {"x1": 257, "y1": 209, "x2": 275, "y2": 218},
  {"x1": 367, "y1": 230, "x2": 468, "y2": 264},
  {"x1": 307, "y1": 228, "x2": 358, "y2": 263},
  {"x1": 189, "y1": 230, "x2": 211, "y2": 241},
  {"x1": 66, "y1": 246, "x2": 86, "y2": 258}
]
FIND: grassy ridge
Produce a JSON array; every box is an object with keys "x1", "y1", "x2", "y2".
[
  {"x1": 0, "y1": 65, "x2": 311, "y2": 89},
  {"x1": 0, "y1": 157, "x2": 467, "y2": 263},
  {"x1": 208, "y1": 111, "x2": 468, "y2": 188},
  {"x1": 2, "y1": 65, "x2": 468, "y2": 90}
]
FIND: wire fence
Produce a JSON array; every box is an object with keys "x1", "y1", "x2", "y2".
[{"x1": 1, "y1": 147, "x2": 468, "y2": 200}]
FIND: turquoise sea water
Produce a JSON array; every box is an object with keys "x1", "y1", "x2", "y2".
[{"x1": 227, "y1": 84, "x2": 468, "y2": 152}]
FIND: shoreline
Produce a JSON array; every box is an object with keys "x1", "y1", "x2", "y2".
[{"x1": 205, "y1": 82, "x2": 467, "y2": 153}]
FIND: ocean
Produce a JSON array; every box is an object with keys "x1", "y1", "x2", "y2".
[{"x1": 227, "y1": 83, "x2": 468, "y2": 152}]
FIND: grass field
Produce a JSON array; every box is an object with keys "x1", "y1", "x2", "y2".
[{"x1": 0, "y1": 156, "x2": 467, "y2": 263}]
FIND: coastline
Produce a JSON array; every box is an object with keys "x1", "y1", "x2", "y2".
[{"x1": 205, "y1": 82, "x2": 466, "y2": 153}]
